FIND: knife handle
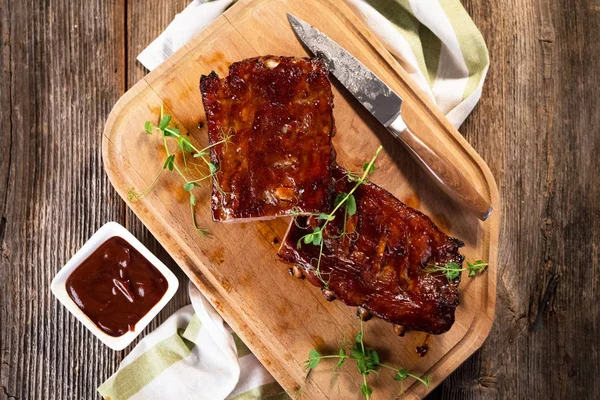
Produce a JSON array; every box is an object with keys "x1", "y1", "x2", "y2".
[{"x1": 388, "y1": 115, "x2": 493, "y2": 221}]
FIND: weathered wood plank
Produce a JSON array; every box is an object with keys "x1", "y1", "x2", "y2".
[
  {"x1": 428, "y1": 0, "x2": 600, "y2": 399},
  {"x1": 0, "y1": 1, "x2": 126, "y2": 399},
  {"x1": 119, "y1": 0, "x2": 193, "y2": 354},
  {"x1": 1, "y1": 0, "x2": 599, "y2": 399}
]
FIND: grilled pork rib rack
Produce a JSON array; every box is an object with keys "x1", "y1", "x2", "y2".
[
  {"x1": 278, "y1": 167, "x2": 465, "y2": 335},
  {"x1": 201, "y1": 56, "x2": 464, "y2": 334},
  {"x1": 200, "y1": 56, "x2": 335, "y2": 222}
]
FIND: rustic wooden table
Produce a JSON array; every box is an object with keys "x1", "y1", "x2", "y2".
[{"x1": 1, "y1": 0, "x2": 598, "y2": 399}]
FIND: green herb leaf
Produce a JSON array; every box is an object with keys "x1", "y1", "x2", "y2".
[
  {"x1": 318, "y1": 213, "x2": 334, "y2": 221},
  {"x1": 467, "y1": 260, "x2": 488, "y2": 277},
  {"x1": 159, "y1": 114, "x2": 172, "y2": 130},
  {"x1": 163, "y1": 129, "x2": 177, "y2": 138},
  {"x1": 335, "y1": 349, "x2": 346, "y2": 369},
  {"x1": 346, "y1": 194, "x2": 357, "y2": 216},
  {"x1": 369, "y1": 349, "x2": 379, "y2": 366},
  {"x1": 144, "y1": 121, "x2": 153, "y2": 135},
  {"x1": 208, "y1": 162, "x2": 218, "y2": 174},
  {"x1": 361, "y1": 383, "x2": 372, "y2": 396},
  {"x1": 363, "y1": 162, "x2": 376, "y2": 174},
  {"x1": 163, "y1": 155, "x2": 175, "y2": 171},
  {"x1": 303, "y1": 233, "x2": 313, "y2": 245},
  {"x1": 351, "y1": 349, "x2": 364, "y2": 361},
  {"x1": 307, "y1": 349, "x2": 321, "y2": 369},
  {"x1": 167, "y1": 127, "x2": 180, "y2": 136},
  {"x1": 355, "y1": 331, "x2": 363, "y2": 344},
  {"x1": 423, "y1": 375, "x2": 431, "y2": 387},
  {"x1": 178, "y1": 136, "x2": 193, "y2": 152},
  {"x1": 444, "y1": 262, "x2": 461, "y2": 280},
  {"x1": 311, "y1": 227, "x2": 322, "y2": 246},
  {"x1": 347, "y1": 172, "x2": 361, "y2": 182},
  {"x1": 357, "y1": 359, "x2": 368, "y2": 374},
  {"x1": 394, "y1": 368, "x2": 408, "y2": 381},
  {"x1": 136, "y1": 110, "x2": 216, "y2": 237},
  {"x1": 446, "y1": 269, "x2": 461, "y2": 280},
  {"x1": 334, "y1": 192, "x2": 348, "y2": 208}
]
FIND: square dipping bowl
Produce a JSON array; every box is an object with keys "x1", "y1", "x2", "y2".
[{"x1": 51, "y1": 221, "x2": 179, "y2": 350}]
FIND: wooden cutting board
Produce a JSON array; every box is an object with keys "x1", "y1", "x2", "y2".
[{"x1": 103, "y1": 0, "x2": 499, "y2": 398}]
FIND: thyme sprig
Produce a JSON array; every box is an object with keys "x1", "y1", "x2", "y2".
[
  {"x1": 305, "y1": 319, "x2": 430, "y2": 399},
  {"x1": 294, "y1": 146, "x2": 383, "y2": 288},
  {"x1": 129, "y1": 105, "x2": 232, "y2": 235},
  {"x1": 425, "y1": 260, "x2": 489, "y2": 280}
]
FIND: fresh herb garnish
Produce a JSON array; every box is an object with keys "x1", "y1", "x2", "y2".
[
  {"x1": 128, "y1": 105, "x2": 233, "y2": 235},
  {"x1": 305, "y1": 318, "x2": 430, "y2": 399},
  {"x1": 425, "y1": 260, "x2": 489, "y2": 280},
  {"x1": 293, "y1": 146, "x2": 383, "y2": 288}
]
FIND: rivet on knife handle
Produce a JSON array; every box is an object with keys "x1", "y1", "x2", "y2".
[{"x1": 388, "y1": 116, "x2": 493, "y2": 221}]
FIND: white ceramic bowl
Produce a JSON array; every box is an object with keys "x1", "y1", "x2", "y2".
[{"x1": 51, "y1": 221, "x2": 179, "y2": 350}]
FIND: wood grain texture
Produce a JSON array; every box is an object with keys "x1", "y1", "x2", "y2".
[
  {"x1": 121, "y1": 0, "x2": 193, "y2": 350},
  {"x1": 0, "y1": 1, "x2": 193, "y2": 399},
  {"x1": 393, "y1": 125, "x2": 492, "y2": 220},
  {"x1": 428, "y1": 0, "x2": 600, "y2": 398},
  {"x1": 0, "y1": 1, "x2": 125, "y2": 398},
  {"x1": 1, "y1": 1, "x2": 598, "y2": 400},
  {"x1": 102, "y1": 0, "x2": 498, "y2": 398}
]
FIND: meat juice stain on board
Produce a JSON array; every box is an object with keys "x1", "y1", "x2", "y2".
[
  {"x1": 404, "y1": 193, "x2": 420, "y2": 209},
  {"x1": 147, "y1": 104, "x2": 161, "y2": 115},
  {"x1": 433, "y1": 213, "x2": 453, "y2": 232},
  {"x1": 416, "y1": 334, "x2": 431, "y2": 357},
  {"x1": 416, "y1": 345, "x2": 429, "y2": 357},
  {"x1": 201, "y1": 52, "x2": 229, "y2": 76}
]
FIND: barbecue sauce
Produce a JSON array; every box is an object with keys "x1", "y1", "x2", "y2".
[
  {"x1": 416, "y1": 345, "x2": 429, "y2": 357},
  {"x1": 66, "y1": 236, "x2": 168, "y2": 337}
]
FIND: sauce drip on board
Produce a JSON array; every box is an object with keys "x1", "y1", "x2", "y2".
[
  {"x1": 416, "y1": 345, "x2": 429, "y2": 357},
  {"x1": 416, "y1": 334, "x2": 430, "y2": 357},
  {"x1": 66, "y1": 236, "x2": 168, "y2": 337}
]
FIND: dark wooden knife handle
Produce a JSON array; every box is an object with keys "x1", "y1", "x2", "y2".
[{"x1": 388, "y1": 118, "x2": 492, "y2": 221}]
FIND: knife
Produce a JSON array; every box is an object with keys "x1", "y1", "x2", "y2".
[{"x1": 287, "y1": 14, "x2": 492, "y2": 221}]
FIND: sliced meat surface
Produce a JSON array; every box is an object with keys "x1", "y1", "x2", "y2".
[
  {"x1": 200, "y1": 56, "x2": 335, "y2": 222},
  {"x1": 278, "y1": 166, "x2": 464, "y2": 334}
]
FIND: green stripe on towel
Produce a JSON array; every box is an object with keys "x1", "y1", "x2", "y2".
[
  {"x1": 439, "y1": 0, "x2": 489, "y2": 99},
  {"x1": 229, "y1": 381, "x2": 291, "y2": 400},
  {"x1": 232, "y1": 332, "x2": 253, "y2": 358},
  {"x1": 98, "y1": 316, "x2": 202, "y2": 400},
  {"x1": 365, "y1": 0, "x2": 444, "y2": 88}
]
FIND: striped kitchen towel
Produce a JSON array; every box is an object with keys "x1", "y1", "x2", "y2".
[
  {"x1": 100, "y1": 1, "x2": 489, "y2": 399},
  {"x1": 98, "y1": 283, "x2": 287, "y2": 400}
]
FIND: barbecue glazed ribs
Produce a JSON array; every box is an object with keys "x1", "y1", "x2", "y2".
[
  {"x1": 278, "y1": 166, "x2": 465, "y2": 334},
  {"x1": 200, "y1": 56, "x2": 335, "y2": 222}
]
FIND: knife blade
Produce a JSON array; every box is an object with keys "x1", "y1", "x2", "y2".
[
  {"x1": 287, "y1": 13, "x2": 493, "y2": 221},
  {"x1": 287, "y1": 13, "x2": 403, "y2": 128}
]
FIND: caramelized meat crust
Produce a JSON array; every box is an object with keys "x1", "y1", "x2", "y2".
[
  {"x1": 278, "y1": 166, "x2": 464, "y2": 334},
  {"x1": 200, "y1": 56, "x2": 335, "y2": 222}
]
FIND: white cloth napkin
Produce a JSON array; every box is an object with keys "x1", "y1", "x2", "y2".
[
  {"x1": 98, "y1": 283, "x2": 283, "y2": 399},
  {"x1": 100, "y1": 1, "x2": 489, "y2": 399}
]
